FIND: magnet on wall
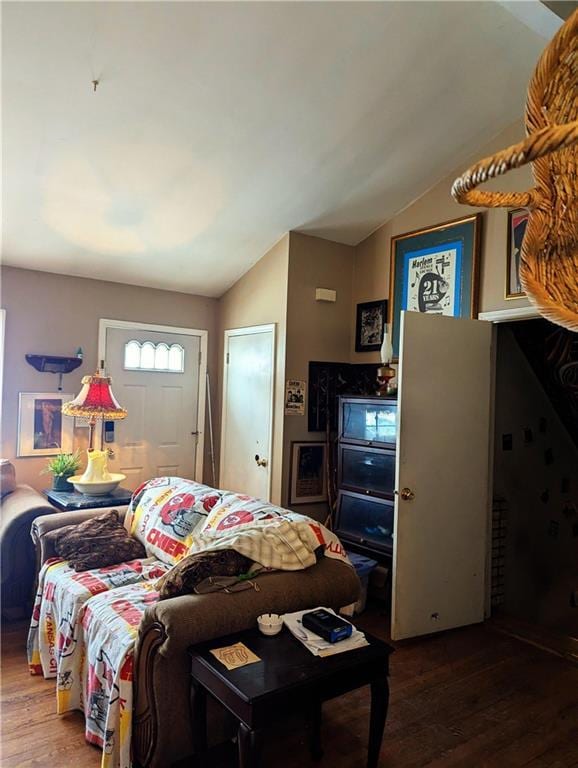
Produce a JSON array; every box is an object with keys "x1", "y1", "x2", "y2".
[{"x1": 502, "y1": 434, "x2": 513, "y2": 451}]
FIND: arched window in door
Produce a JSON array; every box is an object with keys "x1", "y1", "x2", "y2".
[{"x1": 124, "y1": 341, "x2": 185, "y2": 372}]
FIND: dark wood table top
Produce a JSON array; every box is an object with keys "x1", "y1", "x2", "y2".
[
  {"x1": 43, "y1": 487, "x2": 133, "y2": 511},
  {"x1": 190, "y1": 626, "x2": 393, "y2": 705}
]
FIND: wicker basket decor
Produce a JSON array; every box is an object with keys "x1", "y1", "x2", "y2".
[{"x1": 452, "y1": 9, "x2": 578, "y2": 331}]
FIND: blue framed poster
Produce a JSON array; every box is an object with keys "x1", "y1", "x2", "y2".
[{"x1": 389, "y1": 214, "x2": 482, "y2": 357}]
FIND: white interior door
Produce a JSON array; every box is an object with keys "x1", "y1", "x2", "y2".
[
  {"x1": 103, "y1": 324, "x2": 205, "y2": 490},
  {"x1": 391, "y1": 310, "x2": 492, "y2": 640},
  {"x1": 220, "y1": 325, "x2": 275, "y2": 501}
]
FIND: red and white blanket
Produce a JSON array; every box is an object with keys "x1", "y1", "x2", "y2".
[{"x1": 28, "y1": 477, "x2": 351, "y2": 768}]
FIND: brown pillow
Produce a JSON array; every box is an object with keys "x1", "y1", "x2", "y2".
[
  {"x1": 54, "y1": 510, "x2": 146, "y2": 571},
  {"x1": 156, "y1": 549, "x2": 253, "y2": 599}
]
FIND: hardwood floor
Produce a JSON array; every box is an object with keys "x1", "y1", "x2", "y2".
[{"x1": 2, "y1": 609, "x2": 578, "y2": 767}]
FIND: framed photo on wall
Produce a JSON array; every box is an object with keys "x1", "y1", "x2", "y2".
[
  {"x1": 355, "y1": 300, "x2": 387, "y2": 352},
  {"x1": 289, "y1": 441, "x2": 327, "y2": 504},
  {"x1": 506, "y1": 208, "x2": 529, "y2": 299},
  {"x1": 389, "y1": 213, "x2": 482, "y2": 358},
  {"x1": 17, "y1": 392, "x2": 74, "y2": 457}
]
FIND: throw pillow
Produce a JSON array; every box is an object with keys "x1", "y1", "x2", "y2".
[
  {"x1": 54, "y1": 509, "x2": 146, "y2": 571},
  {"x1": 156, "y1": 549, "x2": 253, "y2": 599}
]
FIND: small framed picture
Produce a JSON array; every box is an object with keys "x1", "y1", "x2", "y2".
[
  {"x1": 17, "y1": 392, "x2": 74, "y2": 457},
  {"x1": 355, "y1": 300, "x2": 387, "y2": 353},
  {"x1": 506, "y1": 208, "x2": 529, "y2": 299},
  {"x1": 289, "y1": 441, "x2": 327, "y2": 505}
]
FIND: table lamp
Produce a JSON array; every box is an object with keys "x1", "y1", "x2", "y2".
[{"x1": 62, "y1": 372, "x2": 128, "y2": 494}]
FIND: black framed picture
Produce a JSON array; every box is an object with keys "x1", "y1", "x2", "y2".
[
  {"x1": 506, "y1": 208, "x2": 529, "y2": 299},
  {"x1": 355, "y1": 300, "x2": 387, "y2": 353},
  {"x1": 289, "y1": 441, "x2": 327, "y2": 504}
]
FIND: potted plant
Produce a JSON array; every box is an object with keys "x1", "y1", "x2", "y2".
[{"x1": 41, "y1": 450, "x2": 82, "y2": 491}]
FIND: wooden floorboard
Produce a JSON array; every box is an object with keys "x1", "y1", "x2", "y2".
[{"x1": 2, "y1": 609, "x2": 578, "y2": 767}]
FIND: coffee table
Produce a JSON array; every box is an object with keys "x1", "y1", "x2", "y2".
[{"x1": 189, "y1": 626, "x2": 393, "y2": 768}]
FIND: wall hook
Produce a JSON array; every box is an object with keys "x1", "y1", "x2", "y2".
[{"x1": 92, "y1": 79, "x2": 99, "y2": 92}]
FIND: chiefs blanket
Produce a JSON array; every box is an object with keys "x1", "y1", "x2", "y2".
[
  {"x1": 28, "y1": 477, "x2": 351, "y2": 768},
  {"x1": 193, "y1": 493, "x2": 349, "y2": 569}
]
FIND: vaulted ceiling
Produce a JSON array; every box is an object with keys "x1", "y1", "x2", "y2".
[{"x1": 2, "y1": 2, "x2": 552, "y2": 296}]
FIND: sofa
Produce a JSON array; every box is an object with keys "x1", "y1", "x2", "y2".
[
  {"x1": 0, "y1": 459, "x2": 57, "y2": 619},
  {"x1": 31, "y1": 478, "x2": 360, "y2": 768}
]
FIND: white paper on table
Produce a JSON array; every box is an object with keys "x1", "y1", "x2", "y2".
[{"x1": 282, "y1": 607, "x2": 368, "y2": 657}]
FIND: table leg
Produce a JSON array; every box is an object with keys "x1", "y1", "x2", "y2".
[
  {"x1": 367, "y1": 674, "x2": 389, "y2": 768},
  {"x1": 308, "y1": 700, "x2": 323, "y2": 761},
  {"x1": 190, "y1": 678, "x2": 207, "y2": 758},
  {"x1": 238, "y1": 722, "x2": 261, "y2": 768}
]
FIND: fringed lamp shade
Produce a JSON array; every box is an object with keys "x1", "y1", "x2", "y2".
[{"x1": 62, "y1": 374, "x2": 127, "y2": 421}]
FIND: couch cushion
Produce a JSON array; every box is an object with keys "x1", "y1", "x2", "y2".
[
  {"x1": 54, "y1": 510, "x2": 146, "y2": 571},
  {"x1": 0, "y1": 460, "x2": 16, "y2": 498},
  {"x1": 125, "y1": 477, "x2": 228, "y2": 565}
]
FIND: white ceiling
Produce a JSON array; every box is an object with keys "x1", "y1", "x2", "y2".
[{"x1": 2, "y1": 1, "x2": 549, "y2": 297}]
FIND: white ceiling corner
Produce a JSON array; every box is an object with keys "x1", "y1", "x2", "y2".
[{"x1": 2, "y1": 1, "x2": 547, "y2": 296}]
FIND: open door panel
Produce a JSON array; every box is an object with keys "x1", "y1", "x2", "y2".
[{"x1": 391, "y1": 311, "x2": 492, "y2": 640}]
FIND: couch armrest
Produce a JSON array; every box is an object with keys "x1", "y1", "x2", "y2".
[
  {"x1": 31, "y1": 507, "x2": 128, "y2": 566},
  {"x1": 1, "y1": 485, "x2": 56, "y2": 537},
  {"x1": 133, "y1": 558, "x2": 360, "y2": 768},
  {"x1": 140, "y1": 557, "x2": 360, "y2": 656},
  {"x1": 0, "y1": 485, "x2": 56, "y2": 599}
]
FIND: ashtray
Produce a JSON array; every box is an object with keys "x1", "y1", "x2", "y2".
[{"x1": 257, "y1": 613, "x2": 283, "y2": 636}]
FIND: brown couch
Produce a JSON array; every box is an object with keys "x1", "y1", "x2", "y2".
[
  {"x1": 32, "y1": 507, "x2": 360, "y2": 768},
  {"x1": 1, "y1": 460, "x2": 57, "y2": 619}
]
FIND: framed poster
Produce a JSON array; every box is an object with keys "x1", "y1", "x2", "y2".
[
  {"x1": 289, "y1": 441, "x2": 327, "y2": 504},
  {"x1": 506, "y1": 208, "x2": 529, "y2": 299},
  {"x1": 284, "y1": 379, "x2": 306, "y2": 416},
  {"x1": 355, "y1": 300, "x2": 387, "y2": 352},
  {"x1": 389, "y1": 213, "x2": 482, "y2": 358},
  {"x1": 17, "y1": 392, "x2": 74, "y2": 457}
]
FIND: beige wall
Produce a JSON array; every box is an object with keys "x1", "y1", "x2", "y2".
[
  {"x1": 1, "y1": 266, "x2": 218, "y2": 491},
  {"x1": 283, "y1": 232, "x2": 356, "y2": 518},
  {"x1": 351, "y1": 120, "x2": 532, "y2": 363},
  {"x1": 217, "y1": 235, "x2": 289, "y2": 505}
]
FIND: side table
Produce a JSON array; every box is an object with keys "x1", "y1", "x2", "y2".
[
  {"x1": 189, "y1": 626, "x2": 393, "y2": 768},
  {"x1": 43, "y1": 486, "x2": 133, "y2": 512}
]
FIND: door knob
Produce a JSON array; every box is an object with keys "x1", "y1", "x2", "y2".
[
  {"x1": 396, "y1": 487, "x2": 415, "y2": 501},
  {"x1": 254, "y1": 455, "x2": 268, "y2": 467}
]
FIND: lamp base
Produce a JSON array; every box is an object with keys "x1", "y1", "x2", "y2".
[
  {"x1": 67, "y1": 449, "x2": 126, "y2": 495},
  {"x1": 67, "y1": 474, "x2": 126, "y2": 496}
]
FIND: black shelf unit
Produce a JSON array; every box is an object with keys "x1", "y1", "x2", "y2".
[{"x1": 335, "y1": 395, "x2": 398, "y2": 562}]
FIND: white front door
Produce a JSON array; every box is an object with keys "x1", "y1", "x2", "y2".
[
  {"x1": 103, "y1": 323, "x2": 206, "y2": 490},
  {"x1": 220, "y1": 325, "x2": 275, "y2": 501},
  {"x1": 391, "y1": 310, "x2": 492, "y2": 640}
]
